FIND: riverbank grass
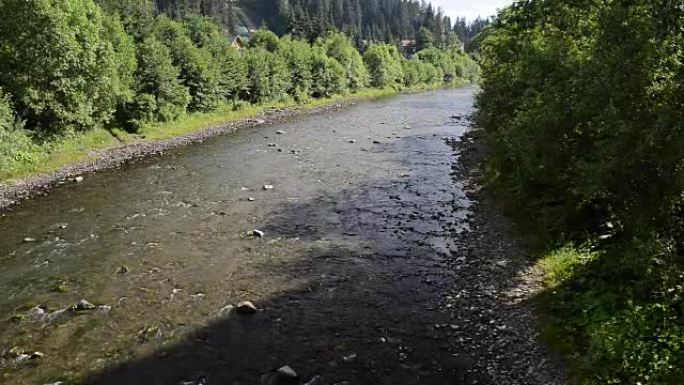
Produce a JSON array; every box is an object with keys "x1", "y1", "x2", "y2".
[
  {"x1": 535, "y1": 240, "x2": 684, "y2": 384},
  {"x1": 0, "y1": 88, "x2": 404, "y2": 183}
]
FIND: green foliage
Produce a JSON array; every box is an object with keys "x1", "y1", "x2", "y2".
[
  {"x1": 0, "y1": 0, "x2": 479, "y2": 179},
  {"x1": 0, "y1": 0, "x2": 124, "y2": 133},
  {"x1": 310, "y1": 48, "x2": 346, "y2": 98},
  {"x1": 278, "y1": 37, "x2": 314, "y2": 102},
  {"x1": 0, "y1": 90, "x2": 45, "y2": 178},
  {"x1": 416, "y1": 27, "x2": 435, "y2": 51},
  {"x1": 125, "y1": 36, "x2": 190, "y2": 129},
  {"x1": 244, "y1": 48, "x2": 289, "y2": 103},
  {"x1": 478, "y1": 1, "x2": 684, "y2": 383},
  {"x1": 154, "y1": 16, "x2": 222, "y2": 112},
  {"x1": 249, "y1": 27, "x2": 281, "y2": 52},
  {"x1": 102, "y1": 15, "x2": 138, "y2": 119},
  {"x1": 316, "y1": 32, "x2": 368, "y2": 91},
  {"x1": 363, "y1": 44, "x2": 404, "y2": 89}
]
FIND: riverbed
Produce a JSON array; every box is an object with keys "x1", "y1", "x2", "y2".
[{"x1": 0, "y1": 88, "x2": 562, "y2": 385}]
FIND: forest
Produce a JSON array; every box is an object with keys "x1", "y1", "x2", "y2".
[
  {"x1": 0, "y1": 0, "x2": 479, "y2": 180},
  {"x1": 151, "y1": 0, "x2": 489, "y2": 48},
  {"x1": 477, "y1": 0, "x2": 684, "y2": 384}
]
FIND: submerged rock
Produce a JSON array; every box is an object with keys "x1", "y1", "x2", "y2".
[
  {"x1": 342, "y1": 353, "x2": 358, "y2": 363},
  {"x1": 251, "y1": 230, "x2": 265, "y2": 238},
  {"x1": 73, "y1": 176, "x2": 84, "y2": 183},
  {"x1": 265, "y1": 365, "x2": 299, "y2": 385},
  {"x1": 23, "y1": 237, "x2": 37, "y2": 243},
  {"x1": 303, "y1": 376, "x2": 322, "y2": 385},
  {"x1": 236, "y1": 301, "x2": 257, "y2": 315},
  {"x1": 115, "y1": 265, "x2": 129, "y2": 275},
  {"x1": 137, "y1": 326, "x2": 162, "y2": 342},
  {"x1": 217, "y1": 304, "x2": 235, "y2": 317},
  {"x1": 28, "y1": 306, "x2": 47, "y2": 320},
  {"x1": 71, "y1": 299, "x2": 96, "y2": 311}
]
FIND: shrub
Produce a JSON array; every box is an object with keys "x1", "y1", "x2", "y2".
[
  {"x1": 0, "y1": 0, "x2": 125, "y2": 133},
  {"x1": 278, "y1": 37, "x2": 314, "y2": 102},
  {"x1": 249, "y1": 27, "x2": 281, "y2": 52},
  {"x1": 0, "y1": 91, "x2": 43, "y2": 178},
  {"x1": 310, "y1": 48, "x2": 346, "y2": 98},
  {"x1": 244, "y1": 48, "x2": 289, "y2": 104},
  {"x1": 363, "y1": 44, "x2": 404, "y2": 89},
  {"x1": 317, "y1": 32, "x2": 369, "y2": 92},
  {"x1": 124, "y1": 37, "x2": 190, "y2": 129},
  {"x1": 155, "y1": 16, "x2": 222, "y2": 112}
]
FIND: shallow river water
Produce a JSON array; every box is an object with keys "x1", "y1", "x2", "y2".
[{"x1": 0, "y1": 88, "x2": 476, "y2": 385}]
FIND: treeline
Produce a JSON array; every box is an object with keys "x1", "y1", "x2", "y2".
[
  {"x1": 0, "y1": 0, "x2": 477, "y2": 174},
  {"x1": 278, "y1": 0, "x2": 455, "y2": 45},
  {"x1": 152, "y1": 0, "x2": 469, "y2": 49},
  {"x1": 453, "y1": 17, "x2": 491, "y2": 52},
  {"x1": 477, "y1": 0, "x2": 684, "y2": 384}
]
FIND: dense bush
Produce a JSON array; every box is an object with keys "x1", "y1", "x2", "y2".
[
  {"x1": 0, "y1": 0, "x2": 478, "y2": 175},
  {"x1": 125, "y1": 37, "x2": 190, "y2": 129},
  {"x1": 244, "y1": 48, "x2": 289, "y2": 104},
  {"x1": 477, "y1": 0, "x2": 684, "y2": 383},
  {"x1": 363, "y1": 44, "x2": 405, "y2": 89},
  {"x1": 0, "y1": 91, "x2": 43, "y2": 178},
  {"x1": 310, "y1": 48, "x2": 346, "y2": 98},
  {"x1": 0, "y1": 0, "x2": 124, "y2": 134},
  {"x1": 278, "y1": 37, "x2": 314, "y2": 102},
  {"x1": 155, "y1": 16, "x2": 222, "y2": 112},
  {"x1": 317, "y1": 32, "x2": 369, "y2": 92}
]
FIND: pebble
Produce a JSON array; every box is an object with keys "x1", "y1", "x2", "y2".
[
  {"x1": 263, "y1": 185, "x2": 274, "y2": 190},
  {"x1": 74, "y1": 176, "x2": 84, "y2": 183},
  {"x1": 23, "y1": 237, "x2": 37, "y2": 243},
  {"x1": 236, "y1": 301, "x2": 257, "y2": 315},
  {"x1": 342, "y1": 353, "x2": 358, "y2": 363},
  {"x1": 276, "y1": 130, "x2": 285, "y2": 135},
  {"x1": 217, "y1": 304, "x2": 235, "y2": 317},
  {"x1": 303, "y1": 375, "x2": 322, "y2": 385}
]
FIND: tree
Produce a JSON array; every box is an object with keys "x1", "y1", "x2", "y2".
[
  {"x1": 0, "y1": 0, "x2": 125, "y2": 133},
  {"x1": 154, "y1": 16, "x2": 222, "y2": 112},
  {"x1": 310, "y1": 47, "x2": 346, "y2": 97},
  {"x1": 124, "y1": 36, "x2": 190, "y2": 129},
  {"x1": 416, "y1": 26, "x2": 434, "y2": 51},
  {"x1": 249, "y1": 27, "x2": 282, "y2": 52},
  {"x1": 363, "y1": 44, "x2": 404, "y2": 89},
  {"x1": 244, "y1": 48, "x2": 289, "y2": 103},
  {"x1": 278, "y1": 37, "x2": 314, "y2": 102},
  {"x1": 317, "y1": 32, "x2": 368, "y2": 91}
]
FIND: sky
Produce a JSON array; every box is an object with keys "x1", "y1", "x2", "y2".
[{"x1": 430, "y1": 0, "x2": 513, "y2": 21}]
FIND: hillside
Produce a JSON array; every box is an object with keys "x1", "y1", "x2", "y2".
[{"x1": 153, "y1": 0, "x2": 462, "y2": 45}]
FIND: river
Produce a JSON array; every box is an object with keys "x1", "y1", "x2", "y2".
[{"x1": 1, "y1": 88, "x2": 478, "y2": 385}]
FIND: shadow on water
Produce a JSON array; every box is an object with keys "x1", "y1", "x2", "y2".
[
  {"x1": 82, "y1": 135, "x2": 548, "y2": 385},
  {"x1": 1, "y1": 88, "x2": 560, "y2": 385},
  {"x1": 81, "y1": 133, "x2": 486, "y2": 385}
]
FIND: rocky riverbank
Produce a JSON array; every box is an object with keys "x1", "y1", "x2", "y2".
[
  {"x1": 445, "y1": 128, "x2": 566, "y2": 384},
  {"x1": 0, "y1": 101, "x2": 353, "y2": 212}
]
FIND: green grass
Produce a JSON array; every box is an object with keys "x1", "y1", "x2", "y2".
[
  {"x1": 0, "y1": 88, "x2": 405, "y2": 184},
  {"x1": 535, "y1": 241, "x2": 684, "y2": 385}
]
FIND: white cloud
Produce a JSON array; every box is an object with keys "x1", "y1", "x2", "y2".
[{"x1": 430, "y1": 0, "x2": 513, "y2": 21}]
